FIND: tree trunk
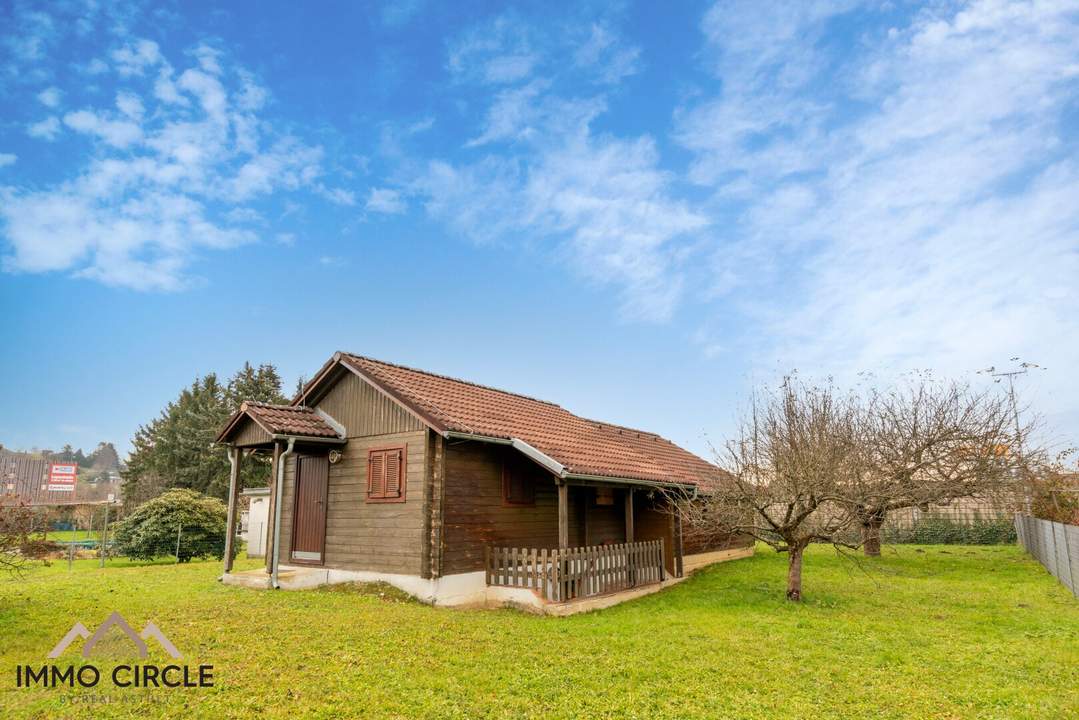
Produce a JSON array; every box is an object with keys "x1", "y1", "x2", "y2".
[
  {"x1": 862, "y1": 520, "x2": 883, "y2": 557},
  {"x1": 786, "y1": 545, "x2": 804, "y2": 601},
  {"x1": 861, "y1": 510, "x2": 886, "y2": 557}
]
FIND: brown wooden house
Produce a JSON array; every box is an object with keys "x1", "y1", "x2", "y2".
[{"x1": 217, "y1": 352, "x2": 751, "y2": 611}]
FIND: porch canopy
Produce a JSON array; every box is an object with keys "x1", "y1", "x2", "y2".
[{"x1": 215, "y1": 401, "x2": 345, "y2": 572}]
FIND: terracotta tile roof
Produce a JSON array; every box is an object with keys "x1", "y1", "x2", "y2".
[
  {"x1": 339, "y1": 353, "x2": 719, "y2": 486},
  {"x1": 239, "y1": 401, "x2": 340, "y2": 439}
]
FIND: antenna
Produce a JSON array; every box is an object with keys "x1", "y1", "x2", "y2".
[{"x1": 977, "y1": 359, "x2": 1046, "y2": 513}]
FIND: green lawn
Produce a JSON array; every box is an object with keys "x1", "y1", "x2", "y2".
[
  {"x1": 37, "y1": 530, "x2": 102, "y2": 543},
  {"x1": 2, "y1": 545, "x2": 1077, "y2": 719}
]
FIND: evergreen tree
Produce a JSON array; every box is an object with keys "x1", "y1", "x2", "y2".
[
  {"x1": 57, "y1": 444, "x2": 75, "y2": 463},
  {"x1": 122, "y1": 362, "x2": 287, "y2": 505},
  {"x1": 88, "y1": 442, "x2": 121, "y2": 471}
]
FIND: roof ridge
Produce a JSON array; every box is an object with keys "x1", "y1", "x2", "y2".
[
  {"x1": 342, "y1": 352, "x2": 563, "y2": 409},
  {"x1": 244, "y1": 401, "x2": 312, "y2": 412},
  {"x1": 583, "y1": 417, "x2": 669, "y2": 441}
]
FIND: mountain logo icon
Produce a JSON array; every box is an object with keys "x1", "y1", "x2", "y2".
[{"x1": 48, "y1": 611, "x2": 181, "y2": 659}]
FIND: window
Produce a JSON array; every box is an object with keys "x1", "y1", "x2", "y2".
[
  {"x1": 594, "y1": 487, "x2": 615, "y2": 506},
  {"x1": 367, "y1": 445, "x2": 406, "y2": 503},
  {"x1": 502, "y1": 459, "x2": 536, "y2": 506}
]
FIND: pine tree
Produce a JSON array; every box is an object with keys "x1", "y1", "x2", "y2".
[{"x1": 122, "y1": 362, "x2": 287, "y2": 505}]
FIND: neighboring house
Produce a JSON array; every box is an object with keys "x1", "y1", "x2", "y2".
[
  {"x1": 240, "y1": 486, "x2": 270, "y2": 557},
  {"x1": 216, "y1": 352, "x2": 751, "y2": 611},
  {"x1": 0, "y1": 450, "x2": 81, "y2": 505}
]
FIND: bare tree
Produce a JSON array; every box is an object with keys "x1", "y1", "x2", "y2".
[
  {"x1": 675, "y1": 378, "x2": 866, "y2": 601},
  {"x1": 853, "y1": 379, "x2": 1025, "y2": 556},
  {"x1": 0, "y1": 496, "x2": 40, "y2": 576}
]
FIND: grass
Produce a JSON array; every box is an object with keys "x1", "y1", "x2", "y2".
[
  {"x1": 1, "y1": 545, "x2": 1077, "y2": 720},
  {"x1": 36, "y1": 530, "x2": 102, "y2": 543}
]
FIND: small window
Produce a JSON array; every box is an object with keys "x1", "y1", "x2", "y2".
[
  {"x1": 502, "y1": 460, "x2": 535, "y2": 506},
  {"x1": 367, "y1": 445, "x2": 406, "y2": 503},
  {"x1": 594, "y1": 487, "x2": 615, "y2": 506}
]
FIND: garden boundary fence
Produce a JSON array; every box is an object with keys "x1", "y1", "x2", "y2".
[{"x1": 1014, "y1": 514, "x2": 1078, "y2": 598}]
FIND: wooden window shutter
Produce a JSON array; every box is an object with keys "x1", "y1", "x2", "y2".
[
  {"x1": 384, "y1": 449, "x2": 402, "y2": 498},
  {"x1": 368, "y1": 451, "x2": 386, "y2": 499},
  {"x1": 367, "y1": 446, "x2": 406, "y2": 503},
  {"x1": 502, "y1": 460, "x2": 535, "y2": 506}
]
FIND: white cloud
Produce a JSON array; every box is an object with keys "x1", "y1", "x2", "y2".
[
  {"x1": 4, "y1": 9, "x2": 55, "y2": 61},
  {"x1": 465, "y1": 80, "x2": 549, "y2": 146},
  {"x1": 418, "y1": 116, "x2": 706, "y2": 320},
  {"x1": 111, "y1": 39, "x2": 162, "y2": 76},
  {"x1": 447, "y1": 15, "x2": 539, "y2": 85},
  {"x1": 426, "y1": 12, "x2": 701, "y2": 320},
  {"x1": 679, "y1": 0, "x2": 1079, "y2": 432},
  {"x1": 37, "y1": 86, "x2": 61, "y2": 108},
  {"x1": 153, "y1": 69, "x2": 187, "y2": 105},
  {"x1": 0, "y1": 154, "x2": 16, "y2": 168},
  {"x1": 27, "y1": 116, "x2": 61, "y2": 140},
  {"x1": 382, "y1": 0, "x2": 424, "y2": 28},
  {"x1": 63, "y1": 109, "x2": 143, "y2": 148},
  {"x1": 2, "y1": 38, "x2": 328, "y2": 291},
  {"x1": 319, "y1": 186, "x2": 357, "y2": 206},
  {"x1": 366, "y1": 187, "x2": 406, "y2": 214},
  {"x1": 574, "y1": 23, "x2": 640, "y2": 84},
  {"x1": 85, "y1": 58, "x2": 109, "y2": 74},
  {"x1": 115, "y1": 91, "x2": 144, "y2": 119}
]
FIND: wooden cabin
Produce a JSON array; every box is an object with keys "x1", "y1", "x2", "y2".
[{"x1": 216, "y1": 352, "x2": 751, "y2": 611}]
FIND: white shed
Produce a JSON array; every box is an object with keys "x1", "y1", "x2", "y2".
[{"x1": 240, "y1": 486, "x2": 270, "y2": 558}]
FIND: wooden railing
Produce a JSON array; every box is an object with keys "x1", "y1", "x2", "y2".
[{"x1": 485, "y1": 540, "x2": 665, "y2": 603}]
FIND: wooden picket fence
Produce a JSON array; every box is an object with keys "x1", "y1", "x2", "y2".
[{"x1": 485, "y1": 539, "x2": 664, "y2": 603}]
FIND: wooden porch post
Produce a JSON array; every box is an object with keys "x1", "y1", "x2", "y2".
[
  {"x1": 624, "y1": 488, "x2": 634, "y2": 543},
  {"x1": 264, "y1": 441, "x2": 281, "y2": 573},
  {"x1": 673, "y1": 504, "x2": 684, "y2": 578},
  {"x1": 557, "y1": 481, "x2": 569, "y2": 549},
  {"x1": 223, "y1": 446, "x2": 241, "y2": 574}
]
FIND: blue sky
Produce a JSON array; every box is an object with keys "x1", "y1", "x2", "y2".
[{"x1": 2, "y1": 0, "x2": 1078, "y2": 459}]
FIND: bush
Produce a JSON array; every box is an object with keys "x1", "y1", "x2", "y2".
[
  {"x1": 882, "y1": 516, "x2": 1017, "y2": 545},
  {"x1": 112, "y1": 489, "x2": 231, "y2": 562}
]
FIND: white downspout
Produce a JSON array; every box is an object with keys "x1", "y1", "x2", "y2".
[{"x1": 271, "y1": 438, "x2": 295, "y2": 589}]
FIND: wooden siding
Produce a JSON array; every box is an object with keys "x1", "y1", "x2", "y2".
[
  {"x1": 278, "y1": 431, "x2": 428, "y2": 574},
  {"x1": 443, "y1": 441, "x2": 575, "y2": 575},
  {"x1": 635, "y1": 502, "x2": 677, "y2": 575},
  {"x1": 440, "y1": 441, "x2": 672, "y2": 575},
  {"x1": 584, "y1": 493, "x2": 626, "y2": 546},
  {"x1": 682, "y1": 525, "x2": 755, "y2": 555},
  {"x1": 231, "y1": 416, "x2": 272, "y2": 447},
  {"x1": 314, "y1": 371, "x2": 425, "y2": 438}
]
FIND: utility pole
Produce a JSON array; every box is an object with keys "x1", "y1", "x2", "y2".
[
  {"x1": 981, "y1": 359, "x2": 1044, "y2": 514},
  {"x1": 100, "y1": 502, "x2": 110, "y2": 568}
]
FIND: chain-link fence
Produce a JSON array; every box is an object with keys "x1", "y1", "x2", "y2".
[
  {"x1": 1015, "y1": 514, "x2": 1078, "y2": 598},
  {"x1": 35, "y1": 504, "x2": 238, "y2": 570}
]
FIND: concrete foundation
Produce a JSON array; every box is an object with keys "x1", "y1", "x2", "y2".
[{"x1": 221, "y1": 547, "x2": 750, "y2": 615}]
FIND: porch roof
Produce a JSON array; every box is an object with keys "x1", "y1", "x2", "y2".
[
  {"x1": 297, "y1": 352, "x2": 721, "y2": 488},
  {"x1": 216, "y1": 401, "x2": 343, "y2": 444}
]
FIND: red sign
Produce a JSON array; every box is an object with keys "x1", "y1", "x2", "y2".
[{"x1": 48, "y1": 463, "x2": 77, "y2": 493}]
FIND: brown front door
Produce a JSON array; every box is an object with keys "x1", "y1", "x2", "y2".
[{"x1": 290, "y1": 455, "x2": 328, "y2": 564}]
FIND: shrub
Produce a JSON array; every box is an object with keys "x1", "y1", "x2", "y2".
[
  {"x1": 882, "y1": 516, "x2": 1017, "y2": 545},
  {"x1": 112, "y1": 489, "x2": 231, "y2": 562}
]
